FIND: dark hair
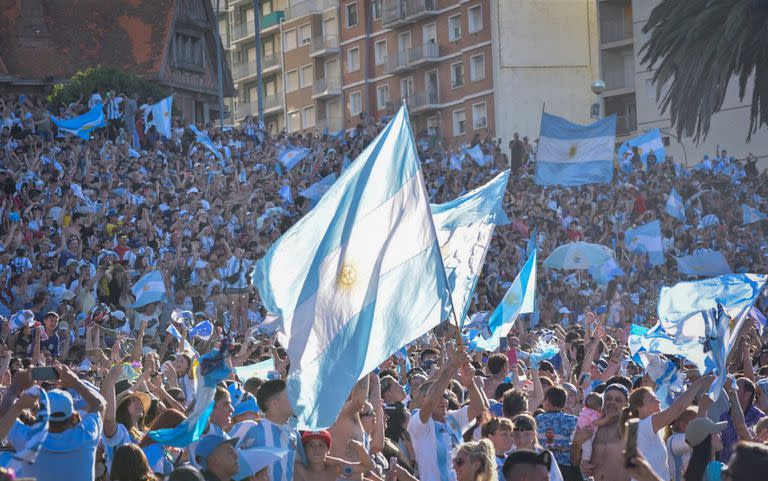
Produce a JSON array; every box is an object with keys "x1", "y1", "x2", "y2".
[
  {"x1": 487, "y1": 354, "x2": 508, "y2": 375},
  {"x1": 728, "y1": 441, "x2": 768, "y2": 479},
  {"x1": 502, "y1": 389, "x2": 527, "y2": 418},
  {"x1": 493, "y1": 382, "x2": 515, "y2": 401},
  {"x1": 481, "y1": 416, "x2": 514, "y2": 437},
  {"x1": 384, "y1": 402, "x2": 409, "y2": 443},
  {"x1": 110, "y1": 444, "x2": 155, "y2": 481},
  {"x1": 420, "y1": 348, "x2": 439, "y2": 362},
  {"x1": 544, "y1": 386, "x2": 567, "y2": 409},
  {"x1": 116, "y1": 398, "x2": 145, "y2": 441},
  {"x1": 683, "y1": 434, "x2": 712, "y2": 481},
  {"x1": 243, "y1": 376, "x2": 263, "y2": 396},
  {"x1": 257, "y1": 379, "x2": 286, "y2": 412}
]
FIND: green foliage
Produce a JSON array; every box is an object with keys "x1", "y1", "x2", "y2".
[
  {"x1": 47, "y1": 65, "x2": 168, "y2": 108},
  {"x1": 641, "y1": 0, "x2": 768, "y2": 142}
]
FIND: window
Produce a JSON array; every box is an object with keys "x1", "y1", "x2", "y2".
[
  {"x1": 373, "y1": 0, "x2": 382, "y2": 20},
  {"x1": 175, "y1": 33, "x2": 204, "y2": 68},
  {"x1": 468, "y1": 5, "x2": 483, "y2": 33},
  {"x1": 451, "y1": 62, "x2": 464, "y2": 88},
  {"x1": 448, "y1": 15, "x2": 462, "y2": 41},
  {"x1": 261, "y1": 0, "x2": 273, "y2": 16},
  {"x1": 347, "y1": 47, "x2": 360, "y2": 72},
  {"x1": 346, "y1": 2, "x2": 358, "y2": 28},
  {"x1": 299, "y1": 23, "x2": 312, "y2": 45},
  {"x1": 283, "y1": 28, "x2": 297, "y2": 51},
  {"x1": 349, "y1": 91, "x2": 362, "y2": 115},
  {"x1": 376, "y1": 85, "x2": 389, "y2": 111},
  {"x1": 302, "y1": 106, "x2": 315, "y2": 128},
  {"x1": 401, "y1": 77, "x2": 414, "y2": 99},
  {"x1": 300, "y1": 65, "x2": 313, "y2": 88},
  {"x1": 645, "y1": 78, "x2": 656, "y2": 100},
  {"x1": 423, "y1": 23, "x2": 437, "y2": 44},
  {"x1": 452, "y1": 109, "x2": 466, "y2": 136},
  {"x1": 286, "y1": 69, "x2": 299, "y2": 92},
  {"x1": 470, "y1": 53, "x2": 485, "y2": 82},
  {"x1": 374, "y1": 40, "x2": 387, "y2": 66},
  {"x1": 472, "y1": 102, "x2": 487, "y2": 130},
  {"x1": 288, "y1": 110, "x2": 301, "y2": 132}
]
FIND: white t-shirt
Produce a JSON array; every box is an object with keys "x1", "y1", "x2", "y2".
[
  {"x1": 634, "y1": 415, "x2": 670, "y2": 481},
  {"x1": 407, "y1": 406, "x2": 470, "y2": 481}
]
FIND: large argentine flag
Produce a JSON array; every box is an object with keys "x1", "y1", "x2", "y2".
[
  {"x1": 617, "y1": 128, "x2": 665, "y2": 170},
  {"x1": 252, "y1": 105, "x2": 450, "y2": 429},
  {"x1": 431, "y1": 170, "x2": 510, "y2": 324},
  {"x1": 50, "y1": 104, "x2": 106, "y2": 140},
  {"x1": 278, "y1": 147, "x2": 311, "y2": 171},
  {"x1": 535, "y1": 112, "x2": 616, "y2": 186},
  {"x1": 675, "y1": 251, "x2": 732, "y2": 277},
  {"x1": 625, "y1": 220, "x2": 664, "y2": 266},
  {"x1": 144, "y1": 96, "x2": 173, "y2": 139},
  {"x1": 130, "y1": 270, "x2": 168, "y2": 308}
]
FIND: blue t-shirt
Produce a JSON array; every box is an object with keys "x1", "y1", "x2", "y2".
[
  {"x1": 535, "y1": 411, "x2": 578, "y2": 466},
  {"x1": 9, "y1": 412, "x2": 103, "y2": 481}
]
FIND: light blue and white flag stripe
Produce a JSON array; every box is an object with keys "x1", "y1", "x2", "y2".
[
  {"x1": 472, "y1": 250, "x2": 537, "y2": 351},
  {"x1": 698, "y1": 214, "x2": 720, "y2": 230},
  {"x1": 252, "y1": 105, "x2": 451, "y2": 429},
  {"x1": 657, "y1": 274, "x2": 768, "y2": 339},
  {"x1": 188, "y1": 320, "x2": 214, "y2": 341},
  {"x1": 0, "y1": 386, "x2": 50, "y2": 472},
  {"x1": 130, "y1": 270, "x2": 167, "y2": 309},
  {"x1": 299, "y1": 174, "x2": 337, "y2": 203},
  {"x1": 742, "y1": 204, "x2": 768, "y2": 225},
  {"x1": 666, "y1": 188, "x2": 686, "y2": 223},
  {"x1": 625, "y1": 220, "x2": 664, "y2": 266},
  {"x1": 588, "y1": 257, "x2": 625, "y2": 288},
  {"x1": 189, "y1": 125, "x2": 224, "y2": 161},
  {"x1": 465, "y1": 145, "x2": 490, "y2": 166},
  {"x1": 675, "y1": 252, "x2": 732, "y2": 277},
  {"x1": 50, "y1": 104, "x2": 106, "y2": 140},
  {"x1": 234, "y1": 358, "x2": 276, "y2": 381},
  {"x1": 629, "y1": 323, "x2": 711, "y2": 374},
  {"x1": 534, "y1": 112, "x2": 616, "y2": 186},
  {"x1": 637, "y1": 352, "x2": 685, "y2": 409},
  {"x1": 449, "y1": 153, "x2": 463, "y2": 171},
  {"x1": 431, "y1": 170, "x2": 510, "y2": 325},
  {"x1": 277, "y1": 147, "x2": 311, "y2": 171},
  {"x1": 617, "y1": 128, "x2": 665, "y2": 170},
  {"x1": 144, "y1": 96, "x2": 173, "y2": 139}
]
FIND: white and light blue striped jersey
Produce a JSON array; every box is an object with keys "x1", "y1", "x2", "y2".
[{"x1": 236, "y1": 419, "x2": 298, "y2": 481}]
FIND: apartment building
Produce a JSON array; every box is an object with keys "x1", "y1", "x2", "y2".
[
  {"x1": 340, "y1": 0, "x2": 495, "y2": 143},
  {"x1": 597, "y1": 0, "x2": 768, "y2": 167}
]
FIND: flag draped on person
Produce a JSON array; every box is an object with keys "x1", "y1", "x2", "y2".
[
  {"x1": 252, "y1": 105, "x2": 451, "y2": 429},
  {"x1": 144, "y1": 96, "x2": 173, "y2": 139},
  {"x1": 666, "y1": 188, "x2": 687, "y2": 223},
  {"x1": 625, "y1": 220, "x2": 665, "y2": 266},
  {"x1": 277, "y1": 147, "x2": 311, "y2": 171},
  {"x1": 431, "y1": 170, "x2": 510, "y2": 325},
  {"x1": 617, "y1": 128, "x2": 666, "y2": 170},
  {"x1": 675, "y1": 251, "x2": 732, "y2": 277},
  {"x1": 472, "y1": 250, "x2": 537, "y2": 351},
  {"x1": 129, "y1": 270, "x2": 167, "y2": 308},
  {"x1": 50, "y1": 104, "x2": 106, "y2": 140},
  {"x1": 534, "y1": 112, "x2": 616, "y2": 186},
  {"x1": 742, "y1": 204, "x2": 768, "y2": 225}
]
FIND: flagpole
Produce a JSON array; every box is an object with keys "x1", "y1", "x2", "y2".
[{"x1": 215, "y1": 0, "x2": 225, "y2": 129}]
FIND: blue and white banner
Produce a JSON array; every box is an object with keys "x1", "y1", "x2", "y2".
[
  {"x1": 617, "y1": 128, "x2": 665, "y2": 170},
  {"x1": 51, "y1": 104, "x2": 106, "y2": 140},
  {"x1": 675, "y1": 251, "x2": 732, "y2": 277},
  {"x1": 278, "y1": 147, "x2": 311, "y2": 171},
  {"x1": 625, "y1": 220, "x2": 665, "y2": 266},
  {"x1": 189, "y1": 125, "x2": 224, "y2": 161},
  {"x1": 252, "y1": 105, "x2": 450, "y2": 429},
  {"x1": 431, "y1": 170, "x2": 510, "y2": 324},
  {"x1": 535, "y1": 112, "x2": 616, "y2": 186},
  {"x1": 666, "y1": 188, "x2": 687, "y2": 223},
  {"x1": 130, "y1": 270, "x2": 168, "y2": 308},
  {"x1": 234, "y1": 358, "x2": 276, "y2": 381},
  {"x1": 465, "y1": 145, "x2": 490, "y2": 166},
  {"x1": 144, "y1": 96, "x2": 173, "y2": 139},
  {"x1": 588, "y1": 257, "x2": 625, "y2": 288},
  {"x1": 299, "y1": 174, "x2": 337, "y2": 203},
  {"x1": 742, "y1": 204, "x2": 768, "y2": 225}
]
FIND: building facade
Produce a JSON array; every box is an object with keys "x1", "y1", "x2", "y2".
[
  {"x1": 219, "y1": 0, "x2": 495, "y2": 143},
  {"x1": 0, "y1": 0, "x2": 234, "y2": 124},
  {"x1": 599, "y1": 0, "x2": 768, "y2": 167}
]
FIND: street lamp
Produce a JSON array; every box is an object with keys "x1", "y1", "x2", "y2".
[{"x1": 590, "y1": 79, "x2": 606, "y2": 119}]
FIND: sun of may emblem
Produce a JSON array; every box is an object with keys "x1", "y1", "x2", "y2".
[
  {"x1": 568, "y1": 144, "x2": 578, "y2": 158},
  {"x1": 572, "y1": 255, "x2": 582, "y2": 264},
  {"x1": 338, "y1": 263, "x2": 357, "y2": 290}
]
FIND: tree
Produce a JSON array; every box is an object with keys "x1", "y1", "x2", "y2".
[
  {"x1": 48, "y1": 65, "x2": 169, "y2": 109},
  {"x1": 641, "y1": 0, "x2": 768, "y2": 141}
]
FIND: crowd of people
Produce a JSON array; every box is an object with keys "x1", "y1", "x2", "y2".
[{"x1": 0, "y1": 89, "x2": 767, "y2": 481}]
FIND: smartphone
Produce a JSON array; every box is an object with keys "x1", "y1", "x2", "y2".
[
  {"x1": 624, "y1": 418, "x2": 639, "y2": 468},
  {"x1": 31, "y1": 366, "x2": 59, "y2": 381}
]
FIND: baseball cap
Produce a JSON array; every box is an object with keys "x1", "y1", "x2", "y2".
[
  {"x1": 685, "y1": 417, "x2": 727, "y2": 447},
  {"x1": 46, "y1": 389, "x2": 75, "y2": 422},
  {"x1": 301, "y1": 430, "x2": 332, "y2": 449},
  {"x1": 195, "y1": 435, "x2": 238, "y2": 468}
]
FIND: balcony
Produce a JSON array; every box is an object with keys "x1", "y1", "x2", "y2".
[
  {"x1": 382, "y1": 0, "x2": 438, "y2": 28},
  {"x1": 310, "y1": 35, "x2": 340, "y2": 57},
  {"x1": 232, "y1": 54, "x2": 281, "y2": 81},
  {"x1": 407, "y1": 91, "x2": 439, "y2": 113},
  {"x1": 234, "y1": 93, "x2": 283, "y2": 120},
  {"x1": 231, "y1": 11, "x2": 284, "y2": 42},
  {"x1": 384, "y1": 43, "x2": 440, "y2": 74},
  {"x1": 312, "y1": 77, "x2": 342, "y2": 99},
  {"x1": 316, "y1": 116, "x2": 344, "y2": 134},
  {"x1": 284, "y1": 0, "x2": 336, "y2": 21}
]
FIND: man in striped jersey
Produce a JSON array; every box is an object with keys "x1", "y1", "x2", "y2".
[
  {"x1": 105, "y1": 91, "x2": 123, "y2": 142},
  {"x1": 237, "y1": 379, "x2": 299, "y2": 481}
]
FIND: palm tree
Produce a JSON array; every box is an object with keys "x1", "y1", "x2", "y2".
[{"x1": 641, "y1": 0, "x2": 768, "y2": 141}]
